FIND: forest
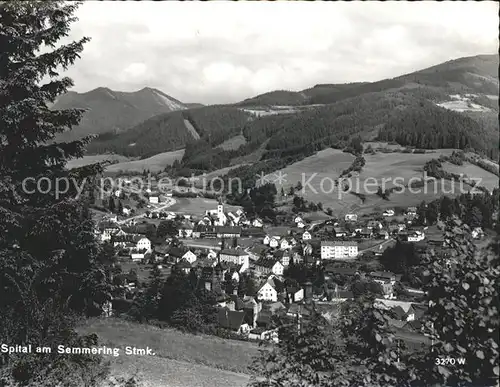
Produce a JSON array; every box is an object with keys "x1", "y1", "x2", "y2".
[{"x1": 377, "y1": 102, "x2": 499, "y2": 159}]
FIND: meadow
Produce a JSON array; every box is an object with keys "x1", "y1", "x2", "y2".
[
  {"x1": 66, "y1": 154, "x2": 130, "y2": 169},
  {"x1": 168, "y1": 197, "x2": 242, "y2": 215},
  {"x1": 269, "y1": 148, "x2": 476, "y2": 216},
  {"x1": 442, "y1": 161, "x2": 499, "y2": 191},
  {"x1": 217, "y1": 134, "x2": 247, "y2": 151},
  {"x1": 78, "y1": 318, "x2": 255, "y2": 387},
  {"x1": 105, "y1": 149, "x2": 185, "y2": 174}
]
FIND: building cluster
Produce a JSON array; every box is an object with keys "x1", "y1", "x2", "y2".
[{"x1": 96, "y1": 202, "x2": 439, "y2": 342}]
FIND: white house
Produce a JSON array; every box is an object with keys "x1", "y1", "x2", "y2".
[
  {"x1": 131, "y1": 251, "x2": 146, "y2": 262},
  {"x1": 269, "y1": 237, "x2": 281, "y2": 248},
  {"x1": 251, "y1": 218, "x2": 263, "y2": 228},
  {"x1": 182, "y1": 250, "x2": 197, "y2": 264},
  {"x1": 371, "y1": 271, "x2": 397, "y2": 286},
  {"x1": 257, "y1": 281, "x2": 279, "y2": 302},
  {"x1": 407, "y1": 230, "x2": 425, "y2": 242},
  {"x1": 288, "y1": 287, "x2": 304, "y2": 303},
  {"x1": 302, "y1": 231, "x2": 312, "y2": 240},
  {"x1": 114, "y1": 189, "x2": 122, "y2": 198},
  {"x1": 178, "y1": 222, "x2": 194, "y2": 238},
  {"x1": 255, "y1": 258, "x2": 285, "y2": 277},
  {"x1": 122, "y1": 207, "x2": 131, "y2": 216},
  {"x1": 383, "y1": 209, "x2": 395, "y2": 217},
  {"x1": 320, "y1": 241, "x2": 358, "y2": 260},
  {"x1": 135, "y1": 237, "x2": 152, "y2": 253},
  {"x1": 472, "y1": 227, "x2": 484, "y2": 239},
  {"x1": 98, "y1": 224, "x2": 120, "y2": 242},
  {"x1": 279, "y1": 239, "x2": 291, "y2": 250},
  {"x1": 406, "y1": 207, "x2": 417, "y2": 216},
  {"x1": 263, "y1": 235, "x2": 271, "y2": 245},
  {"x1": 345, "y1": 214, "x2": 358, "y2": 222},
  {"x1": 219, "y1": 249, "x2": 250, "y2": 272},
  {"x1": 149, "y1": 196, "x2": 159, "y2": 204},
  {"x1": 294, "y1": 215, "x2": 304, "y2": 224},
  {"x1": 275, "y1": 251, "x2": 290, "y2": 267},
  {"x1": 296, "y1": 221, "x2": 306, "y2": 229}
]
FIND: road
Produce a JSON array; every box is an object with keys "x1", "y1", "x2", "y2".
[{"x1": 117, "y1": 197, "x2": 177, "y2": 225}]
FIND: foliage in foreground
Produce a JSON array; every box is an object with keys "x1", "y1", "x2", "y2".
[
  {"x1": 249, "y1": 219, "x2": 499, "y2": 386},
  {"x1": 0, "y1": 1, "x2": 118, "y2": 385}
]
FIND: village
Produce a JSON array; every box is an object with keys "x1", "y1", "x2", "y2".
[{"x1": 94, "y1": 182, "x2": 488, "y2": 346}]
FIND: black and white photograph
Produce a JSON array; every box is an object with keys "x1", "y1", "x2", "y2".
[{"x1": 0, "y1": 1, "x2": 498, "y2": 386}]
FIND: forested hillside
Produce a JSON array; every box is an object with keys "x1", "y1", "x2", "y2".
[
  {"x1": 237, "y1": 90, "x2": 308, "y2": 107},
  {"x1": 377, "y1": 102, "x2": 498, "y2": 159},
  {"x1": 308, "y1": 54, "x2": 499, "y2": 105},
  {"x1": 86, "y1": 105, "x2": 251, "y2": 158},
  {"x1": 85, "y1": 53, "x2": 498, "y2": 173}
]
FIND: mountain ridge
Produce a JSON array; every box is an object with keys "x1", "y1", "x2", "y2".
[
  {"x1": 52, "y1": 86, "x2": 191, "y2": 142},
  {"x1": 81, "y1": 53, "x2": 498, "y2": 167}
]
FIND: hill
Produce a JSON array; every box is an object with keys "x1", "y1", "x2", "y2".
[
  {"x1": 86, "y1": 105, "x2": 251, "y2": 158},
  {"x1": 51, "y1": 87, "x2": 188, "y2": 142},
  {"x1": 84, "y1": 54, "x2": 498, "y2": 175},
  {"x1": 237, "y1": 90, "x2": 309, "y2": 107},
  {"x1": 308, "y1": 54, "x2": 499, "y2": 104},
  {"x1": 79, "y1": 318, "x2": 253, "y2": 387},
  {"x1": 232, "y1": 55, "x2": 498, "y2": 107}
]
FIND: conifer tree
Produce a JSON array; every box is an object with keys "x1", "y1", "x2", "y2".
[{"x1": 0, "y1": 1, "x2": 114, "y2": 384}]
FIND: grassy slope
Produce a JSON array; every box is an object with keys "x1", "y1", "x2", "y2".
[
  {"x1": 105, "y1": 149, "x2": 185, "y2": 173},
  {"x1": 272, "y1": 149, "x2": 491, "y2": 215},
  {"x1": 66, "y1": 154, "x2": 131, "y2": 169},
  {"x1": 441, "y1": 161, "x2": 499, "y2": 191},
  {"x1": 217, "y1": 134, "x2": 247, "y2": 151},
  {"x1": 79, "y1": 318, "x2": 255, "y2": 387},
  {"x1": 166, "y1": 197, "x2": 242, "y2": 215}
]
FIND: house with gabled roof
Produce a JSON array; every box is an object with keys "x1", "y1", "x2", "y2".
[
  {"x1": 254, "y1": 258, "x2": 284, "y2": 277},
  {"x1": 257, "y1": 276, "x2": 284, "y2": 302},
  {"x1": 174, "y1": 259, "x2": 192, "y2": 275},
  {"x1": 178, "y1": 221, "x2": 194, "y2": 238},
  {"x1": 219, "y1": 248, "x2": 249, "y2": 272},
  {"x1": 268, "y1": 236, "x2": 280, "y2": 249},
  {"x1": 345, "y1": 213, "x2": 357, "y2": 222},
  {"x1": 301, "y1": 231, "x2": 312, "y2": 240},
  {"x1": 367, "y1": 220, "x2": 383, "y2": 230},
  {"x1": 98, "y1": 222, "x2": 121, "y2": 242},
  {"x1": 273, "y1": 250, "x2": 290, "y2": 267},
  {"x1": 217, "y1": 308, "x2": 250, "y2": 335}
]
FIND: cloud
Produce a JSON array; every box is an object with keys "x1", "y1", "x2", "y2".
[{"x1": 61, "y1": 1, "x2": 498, "y2": 104}]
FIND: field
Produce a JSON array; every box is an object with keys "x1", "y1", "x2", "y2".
[
  {"x1": 442, "y1": 161, "x2": 499, "y2": 191},
  {"x1": 265, "y1": 147, "x2": 354, "y2": 191},
  {"x1": 357, "y1": 150, "x2": 456, "y2": 192},
  {"x1": 105, "y1": 149, "x2": 185, "y2": 174},
  {"x1": 78, "y1": 318, "x2": 256, "y2": 387},
  {"x1": 230, "y1": 139, "x2": 269, "y2": 165},
  {"x1": 168, "y1": 197, "x2": 242, "y2": 215},
  {"x1": 217, "y1": 134, "x2": 247, "y2": 151},
  {"x1": 66, "y1": 154, "x2": 130, "y2": 169},
  {"x1": 193, "y1": 163, "x2": 249, "y2": 183},
  {"x1": 270, "y1": 148, "x2": 478, "y2": 216},
  {"x1": 363, "y1": 141, "x2": 405, "y2": 151}
]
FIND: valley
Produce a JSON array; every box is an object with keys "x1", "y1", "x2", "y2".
[{"x1": 65, "y1": 54, "x2": 499, "y2": 217}]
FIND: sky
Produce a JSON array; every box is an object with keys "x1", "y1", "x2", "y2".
[{"x1": 63, "y1": 1, "x2": 499, "y2": 104}]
